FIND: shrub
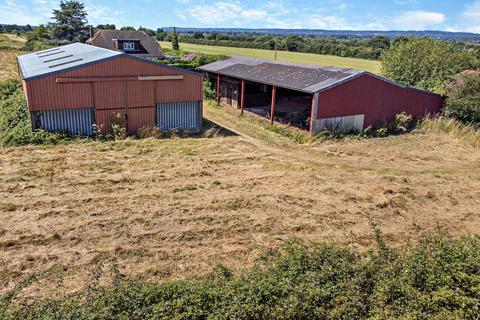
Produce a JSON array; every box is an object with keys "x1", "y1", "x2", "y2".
[
  {"x1": 1, "y1": 232, "x2": 480, "y2": 319},
  {"x1": 0, "y1": 78, "x2": 63, "y2": 146},
  {"x1": 443, "y1": 73, "x2": 480, "y2": 127},
  {"x1": 203, "y1": 80, "x2": 216, "y2": 100},
  {"x1": 381, "y1": 38, "x2": 479, "y2": 94}
]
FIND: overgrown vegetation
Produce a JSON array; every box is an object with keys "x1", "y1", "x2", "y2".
[
  {"x1": 1, "y1": 231, "x2": 479, "y2": 319},
  {"x1": 443, "y1": 73, "x2": 480, "y2": 127},
  {"x1": 381, "y1": 38, "x2": 479, "y2": 94},
  {"x1": 0, "y1": 78, "x2": 62, "y2": 146},
  {"x1": 417, "y1": 116, "x2": 480, "y2": 148}
]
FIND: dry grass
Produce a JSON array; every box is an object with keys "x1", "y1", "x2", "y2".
[
  {"x1": 0, "y1": 50, "x2": 22, "y2": 80},
  {"x1": 1, "y1": 102, "x2": 479, "y2": 297},
  {"x1": 416, "y1": 116, "x2": 480, "y2": 148}
]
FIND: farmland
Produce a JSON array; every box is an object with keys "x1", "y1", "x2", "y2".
[
  {"x1": 0, "y1": 34, "x2": 25, "y2": 80},
  {"x1": 1, "y1": 101, "x2": 479, "y2": 296},
  {"x1": 160, "y1": 41, "x2": 381, "y2": 73}
]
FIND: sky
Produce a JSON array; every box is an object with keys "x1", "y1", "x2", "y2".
[{"x1": 1, "y1": 0, "x2": 480, "y2": 33}]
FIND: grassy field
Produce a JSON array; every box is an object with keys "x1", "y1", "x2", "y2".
[
  {"x1": 0, "y1": 51, "x2": 22, "y2": 80},
  {"x1": 0, "y1": 34, "x2": 25, "y2": 80},
  {"x1": 160, "y1": 41, "x2": 381, "y2": 73},
  {"x1": 1, "y1": 101, "x2": 479, "y2": 296}
]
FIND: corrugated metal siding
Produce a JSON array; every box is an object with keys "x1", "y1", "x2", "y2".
[
  {"x1": 95, "y1": 109, "x2": 126, "y2": 133},
  {"x1": 127, "y1": 80, "x2": 155, "y2": 108},
  {"x1": 32, "y1": 108, "x2": 94, "y2": 136},
  {"x1": 128, "y1": 107, "x2": 156, "y2": 134},
  {"x1": 317, "y1": 74, "x2": 444, "y2": 129},
  {"x1": 156, "y1": 101, "x2": 201, "y2": 131},
  {"x1": 25, "y1": 56, "x2": 202, "y2": 111},
  {"x1": 94, "y1": 82, "x2": 125, "y2": 110}
]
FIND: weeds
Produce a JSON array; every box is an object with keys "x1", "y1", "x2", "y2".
[
  {"x1": 1, "y1": 231, "x2": 479, "y2": 319},
  {"x1": 417, "y1": 116, "x2": 480, "y2": 148}
]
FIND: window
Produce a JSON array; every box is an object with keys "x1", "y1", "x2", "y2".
[{"x1": 123, "y1": 42, "x2": 135, "y2": 51}]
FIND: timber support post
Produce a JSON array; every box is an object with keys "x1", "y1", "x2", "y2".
[
  {"x1": 216, "y1": 74, "x2": 221, "y2": 105},
  {"x1": 270, "y1": 85, "x2": 277, "y2": 125},
  {"x1": 240, "y1": 79, "x2": 245, "y2": 114}
]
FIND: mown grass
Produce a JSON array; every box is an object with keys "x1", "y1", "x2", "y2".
[
  {"x1": 160, "y1": 41, "x2": 380, "y2": 73},
  {"x1": 1, "y1": 231, "x2": 479, "y2": 319}
]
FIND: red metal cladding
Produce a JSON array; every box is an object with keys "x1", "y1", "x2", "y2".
[
  {"x1": 127, "y1": 107, "x2": 156, "y2": 134},
  {"x1": 126, "y1": 80, "x2": 155, "y2": 108},
  {"x1": 317, "y1": 74, "x2": 444, "y2": 128},
  {"x1": 24, "y1": 55, "x2": 202, "y2": 111},
  {"x1": 95, "y1": 109, "x2": 126, "y2": 133},
  {"x1": 94, "y1": 81, "x2": 126, "y2": 110}
]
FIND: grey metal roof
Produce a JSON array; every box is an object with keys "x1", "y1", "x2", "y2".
[
  {"x1": 17, "y1": 43, "x2": 122, "y2": 80},
  {"x1": 198, "y1": 56, "x2": 364, "y2": 93}
]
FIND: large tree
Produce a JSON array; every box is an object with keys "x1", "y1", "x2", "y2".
[
  {"x1": 381, "y1": 38, "x2": 479, "y2": 94},
  {"x1": 51, "y1": 0, "x2": 89, "y2": 42}
]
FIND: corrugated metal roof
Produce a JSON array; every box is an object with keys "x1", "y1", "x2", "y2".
[
  {"x1": 17, "y1": 43, "x2": 122, "y2": 80},
  {"x1": 198, "y1": 56, "x2": 363, "y2": 93}
]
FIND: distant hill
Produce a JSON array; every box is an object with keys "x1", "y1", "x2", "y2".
[{"x1": 163, "y1": 27, "x2": 480, "y2": 42}]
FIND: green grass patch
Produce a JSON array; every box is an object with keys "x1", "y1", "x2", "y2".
[{"x1": 160, "y1": 41, "x2": 380, "y2": 73}]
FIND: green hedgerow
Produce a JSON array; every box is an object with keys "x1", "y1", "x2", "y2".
[
  {"x1": 443, "y1": 73, "x2": 480, "y2": 127},
  {"x1": 1, "y1": 232, "x2": 480, "y2": 319},
  {"x1": 0, "y1": 78, "x2": 63, "y2": 146}
]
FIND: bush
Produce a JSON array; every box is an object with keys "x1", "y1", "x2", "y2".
[
  {"x1": 0, "y1": 78, "x2": 63, "y2": 146},
  {"x1": 1, "y1": 232, "x2": 480, "y2": 319},
  {"x1": 443, "y1": 73, "x2": 480, "y2": 127},
  {"x1": 203, "y1": 80, "x2": 216, "y2": 100},
  {"x1": 381, "y1": 38, "x2": 479, "y2": 94}
]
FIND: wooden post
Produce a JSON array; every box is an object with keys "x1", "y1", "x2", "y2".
[
  {"x1": 309, "y1": 94, "x2": 315, "y2": 135},
  {"x1": 216, "y1": 74, "x2": 221, "y2": 105},
  {"x1": 240, "y1": 80, "x2": 245, "y2": 114},
  {"x1": 270, "y1": 85, "x2": 276, "y2": 125}
]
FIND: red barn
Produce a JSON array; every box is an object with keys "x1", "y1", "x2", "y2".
[
  {"x1": 198, "y1": 57, "x2": 444, "y2": 134},
  {"x1": 17, "y1": 43, "x2": 203, "y2": 135}
]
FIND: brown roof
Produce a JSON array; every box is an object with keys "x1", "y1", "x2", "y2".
[{"x1": 86, "y1": 30, "x2": 163, "y2": 58}]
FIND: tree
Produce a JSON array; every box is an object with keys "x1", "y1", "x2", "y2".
[
  {"x1": 193, "y1": 32, "x2": 204, "y2": 39},
  {"x1": 381, "y1": 38, "x2": 479, "y2": 94},
  {"x1": 120, "y1": 26, "x2": 136, "y2": 31},
  {"x1": 443, "y1": 72, "x2": 480, "y2": 127},
  {"x1": 171, "y1": 27, "x2": 179, "y2": 50},
  {"x1": 96, "y1": 24, "x2": 116, "y2": 30},
  {"x1": 369, "y1": 36, "x2": 390, "y2": 50},
  {"x1": 284, "y1": 36, "x2": 303, "y2": 52},
  {"x1": 23, "y1": 25, "x2": 51, "y2": 51},
  {"x1": 138, "y1": 26, "x2": 156, "y2": 36},
  {"x1": 51, "y1": 0, "x2": 89, "y2": 42}
]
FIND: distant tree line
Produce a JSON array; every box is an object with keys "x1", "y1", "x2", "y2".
[
  {"x1": 0, "y1": 24, "x2": 33, "y2": 34},
  {"x1": 173, "y1": 33, "x2": 393, "y2": 60},
  {"x1": 172, "y1": 32, "x2": 480, "y2": 61}
]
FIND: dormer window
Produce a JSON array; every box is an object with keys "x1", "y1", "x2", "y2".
[{"x1": 123, "y1": 42, "x2": 135, "y2": 51}]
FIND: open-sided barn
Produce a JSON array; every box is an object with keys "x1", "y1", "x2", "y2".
[
  {"x1": 198, "y1": 57, "x2": 444, "y2": 134},
  {"x1": 17, "y1": 43, "x2": 203, "y2": 136}
]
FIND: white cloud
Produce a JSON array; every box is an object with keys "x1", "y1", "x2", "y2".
[
  {"x1": 394, "y1": 10, "x2": 445, "y2": 30},
  {"x1": 305, "y1": 14, "x2": 349, "y2": 30},
  {"x1": 182, "y1": 1, "x2": 268, "y2": 24},
  {"x1": 0, "y1": 0, "x2": 52, "y2": 25},
  {"x1": 461, "y1": 1, "x2": 480, "y2": 32}
]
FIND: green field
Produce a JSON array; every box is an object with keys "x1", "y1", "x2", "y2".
[{"x1": 160, "y1": 41, "x2": 380, "y2": 73}]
